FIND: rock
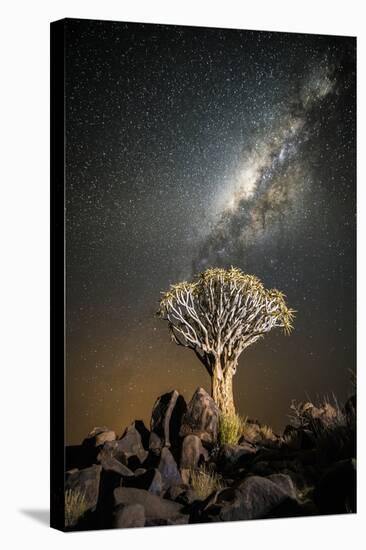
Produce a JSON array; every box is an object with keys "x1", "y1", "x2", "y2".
[
  {"x1": 134, "y1": 468, "x2": 147, "y2": 476},
  {"x1": 235, "y1": 476, "x2": 293, "y2": 519},
  {"x1": 158, "y1": 447, "x2": 182, "y2": 490},
  {"x1": 180, "y1": 435, "x2": 208, "y2": 483},
  {"x1": 114, "y1": 503, "x2": 145, "y2": 528},
  {"x1": 180, "y1": 387, "x2": 220, "y2": 445},
  {"x1": 113, "y1": 487, "x2": 189, "y2": 526},
  {"x1": 95, "y1": 470, "x2": 124, "y2": 528},
  {"x1": 99, "y1": 440, "x2": 128, "y2": 465},
  {"x1": 165, "y1": 483, "x2": 190, "y2": 501},
  {"x1": 150, "y1": 390, "x2": 186, "y2": 449},
  {"x1": 203, "y1": 476, "x2": 296, "y2": 522},
  {"x1": 123, "y1": 468, "x2": 162, "y2": 495},
  {"x1": 250, "y1": 460, "x2": 272, "y2": 476},
  {"x1": 83, "y1": 427, "x2": 116, "y2": 447},
  {"x1": 97, "y1": 446, "x2": 134, "y2": 477},
  {"x1": 175, "y1": 488, "x2": 198, "y2": 506},
  {"x1": 218, "y1": 443, "x2": 256, "y2": 473},
  {"x1": 132, "y1": 420, "x2": 150, "y2": 449},
  {"x1": 314, "y1": 458, "x2": 356, "y2": 514},
  {"x1": 267, "y1": 474, "x2": 298, "y2": 500},
  {"x1": 65, "y1": 465, "x2": 102, "y2": 514},
  {"x1": 149, "y1": 432, "x2": 163, "y2": 455},
  {"x1": 118, "y1": 423, "x2": 149, "y2": 465}
]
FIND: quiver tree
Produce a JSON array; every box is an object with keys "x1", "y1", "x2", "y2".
[{"x1": 158, "y1": 267, "x2": 295, "y2": 416}]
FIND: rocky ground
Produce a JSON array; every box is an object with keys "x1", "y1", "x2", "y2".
[{"x1": 64, "y1": 388, "x2": 356, "y2": 530}]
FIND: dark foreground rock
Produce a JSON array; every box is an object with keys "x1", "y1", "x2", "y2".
[
  {"x1": 150, "y1": 390, "x2": 186, "y2": 449},
  {"x1": 180, "y1": 387, "x2": 220, "y2": 445},
  {"x1": 180, "y1": 434, "x2": 208, "y2": 483},
  {"x1": 200, "y1": 476, "x2": 299, "y2": 523},
  {"x1": 114, "y1": 487, "x2": 189, "y2": 526},
  {"x1": 218, "y1": 443, "x2": 256, "y2": 473},
  {"x1": 66, "y1": 465, "x2": 102, "y2": 514},
  {"x1": 314, "y1": 458, "x2": 356, "y2": 514},
  {"x1": 122, "y1": 468, "x2": 163, "y2": 495},
  {"x1": 83, "y1": 427, "x2": 116, "y2": 447},
  {"x1": 97, "y1": 446, "x2": 134, "y2": 477},
  {"x1": 67, "y1": 388, "x2": 356, "y2": 529},
  {"x1": 118, "y1": 423, "x2": 149, "y2": 466},
  {"x1": 113, "y1": 503, "x2": 145, "y2": 528},
  {"x1": 267, "y1": 473, "x2": 298, "y2": 500},
  {"x1": 158, "y1": 447, "x2": 182, "y2": 490}
]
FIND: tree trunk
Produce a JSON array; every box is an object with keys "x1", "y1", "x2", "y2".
[{"x1": 211, "y1": 365, "x2": 235, "y2": 416}]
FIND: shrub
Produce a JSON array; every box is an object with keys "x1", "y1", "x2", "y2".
[
  {"x1": 189, "y1": 465, "x2": 224, "y2": 500},
  {"x1": 65, "y1": 488, "x2": 88, "y2": 527},
  {"x1": 219, "y1": 412, "x2": 243, "y2": 445}
]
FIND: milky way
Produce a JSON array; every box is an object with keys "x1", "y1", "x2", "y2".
[
  {"x1": 64, "y1": 20, "x2": 356, "y2": 444},
  {"x1": 195, "y1": 58, "x2": 342, "y2": 272}
]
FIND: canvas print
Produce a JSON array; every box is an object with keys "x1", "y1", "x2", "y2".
[{"x1": 50, "y1": 18, "x2": 356, "y2": 531}]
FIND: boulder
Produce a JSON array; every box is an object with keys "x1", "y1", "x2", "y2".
[
  {"x1": 131, "y1": 420, "x2": 150, "y2": 449},
  {"x1": 180, "y1": 435, "x2": 208, "y2": 483},
  {"x1": 158, "y1": 447, "x2": 182, "y2": 490},
  {"x1": 218, "y1": 443, "x2": 256, "y2": 473},
  {"x1": 118, "y1": 423, "x2": 149, "y2": 465},
  {"x1": 149, "y1": 431, "x2": 163, "y2": 455},
  {"x1": 150, "y1": 390, "x2": 186, "y2": 449},
  {"x1": 250, "y1": 460, "x2": 272, "y2": 476},
  {"x1": 123, "y1": 468, "x2": 163, "y2": 495},
  {"x1": 314, "y1": 458, "x2": 356, "y2": 514},
  {"x1": 134, "y1": 468, "x2": 147, "y2": 476},
  {"x1": 180, "y1": 387, "x2": 220, "y2": 445},
  {"x1": 114, "y1": 503, "x2": 145, "y2": 528},
  {"x1": 65, "y1": 464, "x2": 102, "y2": 513},
  {"x1": 83, "y1": 427, "x2": 116, "y2": 447},
  {"x1": 113, "y1": 487, "x2": 189, "y2": 526},
  {"x1": 267, "y1": 473, "x2": 298, "y2": 500},
  {"x1": 236, "y1": 476, "x2": 290, "y2": 519},
  {"x1": 164, "y1": 483, "x2": 197, "y2": 505},
  {"x1": 99, "y1": 440, "x2": 128, "y2": 465},
  {"x1": 201, "y1": 476, "x2": 296, "y2": 522},
  {"x1": 174, "y1": 488, "x2": 198, "y2": 506},
  {"x1": 97, "y1": 446, "x2": 134, "y2": 477}
]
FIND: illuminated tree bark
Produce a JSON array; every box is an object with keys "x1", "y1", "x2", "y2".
[{"x1": 158, "y1": 267, "x2": 295, "y2": 415}]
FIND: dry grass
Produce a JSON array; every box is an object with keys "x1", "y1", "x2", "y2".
[
  {"x1": 287, "y1": 394, "x2": 356, "y2": 462},
  {"x1": 259, "y1": 424, "x2": 274, "y2": 440},
  {"x1": 239, "y1": 417, "x2": 260, "y2": 443},
  {"x1": 189, "y1": 465, "x2": 224, "y2": 500},
  {"x1": 219, "y1": 412, "x2": 243, "y2": 445},
  {"x1": 218, "y1": 412, "x2": 276, "y2": 446},
  {"x1": 65, "y1": 488, "x2": 88, "y2": 527},
  {"x1": 289, "y1": 394, "x2": 347, "y2": 430}
]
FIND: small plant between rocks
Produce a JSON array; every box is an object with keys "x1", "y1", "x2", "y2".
[
  {"x1": 219, "y1": 412, "x2": 243, "y2": 445},
  {"x1": 189, "y1": 465, "x2": 224, "y2": 500},
  {"x1": 65, "y1": 487, "x2": 88, "y2": 528}
]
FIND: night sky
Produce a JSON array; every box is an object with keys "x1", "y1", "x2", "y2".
[{"x1": 65, "y1": 19, "x2": 356, "y2": 445}]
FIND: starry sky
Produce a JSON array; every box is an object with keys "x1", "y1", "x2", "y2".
[{"x1": 64, "y1": 19, "x2": 356, "y2": 445}]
